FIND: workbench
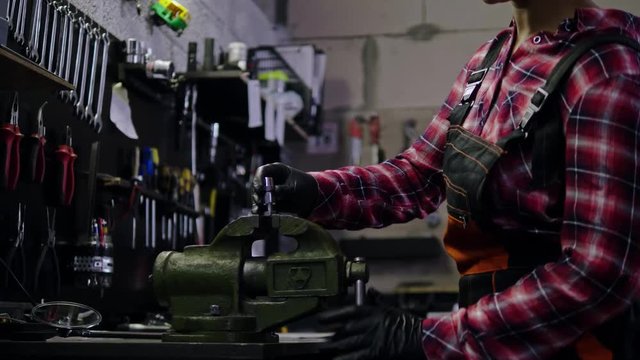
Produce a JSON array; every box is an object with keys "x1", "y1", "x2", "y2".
[{"x1": 0, "y1": 333, "x2": 327, "y2": 360}]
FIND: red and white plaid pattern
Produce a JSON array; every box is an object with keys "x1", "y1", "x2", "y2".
[{"x1": 309, "y1": 8, "x2": 640, "y2": 359}]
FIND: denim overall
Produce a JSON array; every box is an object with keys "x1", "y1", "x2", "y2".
[{"x1": 441, "y1": 34, "x2": 640, "y2": 359}]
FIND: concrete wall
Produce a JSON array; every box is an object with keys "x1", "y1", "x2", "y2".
[
  {"x1": 69, "y1": 0, "x2": 287, "y2": 72},
  {"x1": 290, "y1": 0, "x2": 640, "y2": 111}
]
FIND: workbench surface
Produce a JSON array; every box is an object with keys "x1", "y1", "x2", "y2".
[{"x1": 0, "y1": 334, "x2": 328, "y2": 360}]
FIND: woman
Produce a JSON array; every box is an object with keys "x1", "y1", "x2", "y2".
[{"x1": 253, "y1": 0, "x2": 640, "y2": 358}]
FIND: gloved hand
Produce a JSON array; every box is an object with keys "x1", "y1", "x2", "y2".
[
  {"x1": 251, "y1": 162, "x2": 319, "y2": 217},
  {"x1": 318, "y1": 304, "x2": 425, "y2": 360}
]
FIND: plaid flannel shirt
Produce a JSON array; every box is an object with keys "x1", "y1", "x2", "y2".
[{"x1": 308, "y1": 8, "x2": 640, "y2": 359}]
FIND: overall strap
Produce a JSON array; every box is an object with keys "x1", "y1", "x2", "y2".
[
  {"x1": 495, "y1": 34, "x2": 640, "y2": 187},
  {"x1": 448, "y1": 33, "x2": 510, "y2": 127},
  {"x1": 518, "y1": 34, "x2": 640, "y2": 131}
]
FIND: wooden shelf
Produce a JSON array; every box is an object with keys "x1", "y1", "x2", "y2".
[{"x1": 0, "y1": 46, "x2": 73, "y2": 92}]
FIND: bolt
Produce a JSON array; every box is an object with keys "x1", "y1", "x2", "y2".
[{"x1": 209, "y1": 304, "x2": 221, "y2": 316}]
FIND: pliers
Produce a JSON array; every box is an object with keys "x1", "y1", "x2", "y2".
[
  {"x1": 0, "y1": 92, "x2": 24, "y2": 190},
  {"x1": 34, "y1": 207, "x2": 61, "y2": 296},
  {"x1": 55, "y1": 126, "x2": 77, "y2": 206},
  {"x1": 21, "y1": 102, "x2": 47, "y2": 184},
  {"x1": 4, "y1": 203, "x2": 26, "y2": 287}
]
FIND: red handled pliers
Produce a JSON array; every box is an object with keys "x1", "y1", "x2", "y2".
[
  {"x1": 55, "y1": 126, "x2": 77, "y2": 206},
  {"x1": 34, "y1": 207, "x2": 60, "y2": 296},
  {"x1": 21, "y1": 102, "x2": 47, "y2": 184},
  {"x1": 0, "y1": 93, "x2": 24, "y2": 190}
]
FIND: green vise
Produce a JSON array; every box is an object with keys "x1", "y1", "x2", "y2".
[{"x1": 153, "y1": 214, "x2": 367, "y2": 343}]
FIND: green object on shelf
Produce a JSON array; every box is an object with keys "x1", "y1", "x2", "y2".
[
  {"x1": 150, "y1": 0, "x2": 191, "y2": 34},
  {"x1": 258, "y1": 70, "x2": 289, "y2": 82}
]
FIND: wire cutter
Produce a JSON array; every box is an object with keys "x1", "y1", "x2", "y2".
[
  {"x1": 55, "y1": 126, "x2": 77, "y2": 206},
  {"x1": 34, "y1": 207, "x2": 61, "y2": 296},
  {"x1": 21, "y1": 102, "x2": 47, "y2": 184},
  {"x1": 4, "y1": 203, "x2": 26, "y2": 287},
  {"x1": 0, "y1": 92, "x2": 24, "y2": 190}
]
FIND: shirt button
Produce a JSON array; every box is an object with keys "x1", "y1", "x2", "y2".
[{"x1": 533, "y1": 36, "x2": 542, "y2": 44}]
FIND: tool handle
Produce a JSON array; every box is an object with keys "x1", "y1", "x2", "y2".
[
  {"x1": 369, "y1": 115, "x2": 380, "y2": 145},
  {"x1": 8, "y1": 127, "x2": 23, "y2": 190},
  {"x1": 55, "y1": 145, "x2": 77, "y2": 206},
  {"x1": 21, "y1": 135, "x2": 46, "y2": 183},
  {"x1": 348, "y1": 118, "x2": 363, "y2": 139},
  {"x1": 0, "y1": 126, "x2": 15, "y2": 189}
]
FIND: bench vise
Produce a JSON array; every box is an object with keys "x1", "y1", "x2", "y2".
[{"x1": 153, "y1": 211, "x2": 368, "y2": 343}]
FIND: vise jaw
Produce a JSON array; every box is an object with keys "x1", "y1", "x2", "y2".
[{"x1": 153, "y1": 213, "x2": 364, "y2": 343}]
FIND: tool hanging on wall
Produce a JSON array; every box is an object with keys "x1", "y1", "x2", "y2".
[
  {"x1": 348, "y1": 116, "x2": 363, "y2": 166},
  {"x1": 4, "y1": 203, "x2": 27, "y2": 287},
  {"x1": 21, "y1": 102, "x2": 47, "y2": 184},
  {"x1": 368, "y1": 114, "x2": 384, "y2": 164},
  {"x1": 34, "y1": 207, "x2": 61, "y2": 297},
  {"x1": 54, "y1": 126, "x2": 77, "y2": 206},
  {"x1": 0, "y1": 92, "x2": 24, "y2": 190},
  {"x1": 9, "y1": 0, "x2": 112, "y2": 134}
]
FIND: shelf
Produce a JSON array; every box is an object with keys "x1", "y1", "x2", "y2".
[
  {"x1": 117, "y1": 63, "x2": 175, "y2": 104},
  {"x1": 0, "y1": 46, "x2": 73, "y2": 92},
  {"x1": 96, "y1": 174, "x2": 201, "y2": 218},
  {"x1": 180, "y1": 70, "x2": 310, "y2": 141}
]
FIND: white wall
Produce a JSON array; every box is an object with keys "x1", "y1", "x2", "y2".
[
  {"x1": 69, "y1": 0, "x2": 287, "y2": 72},
  {"x1": 290, "y1": 0, "x2": 640, "y2": 111}
]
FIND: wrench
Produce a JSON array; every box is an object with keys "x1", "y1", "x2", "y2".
[
  {"x1": 55, "y1": 5, "x2": 70, "y2": 78},
  {"x1": 58, "y1": 8, "x2": 76, "y2": 101},
  {"x1": 74, "y1": 20, "x2": 93, "y2": 117},
  {"x1": 7, "y1": 0, "x2": 18, "y2": 30},
  {"x1": 47, "y1": 1, "x2": 61, "y2": 72},
  {"x1": 14, "y1": 0, "x2": 26, "y2": 44},
  {"x1": 38, "y1": 0, "x2": 52, "y2": 68},
  {"x1": 27, "y1": 0, "x2": 44, "y2": 62},
  {"x1": 92, "y1": 32, "x2": 111, "y2": 133},
  {"x1": 83, "y1": 26, "x2": 101, "y2": 125},
  {"x1": 61, "y1": 6, "x2": 75, "y2": 81},
  {"x1": 67, "y1": 16, "x2": 85, "y2": 105}
]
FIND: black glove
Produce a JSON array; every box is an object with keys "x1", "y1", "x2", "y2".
[
  {"x1": 251, "y1": 162, "x2": 319, "y2": 217},
  {"x1": 318, "y1": 304, "x2": 425, "y2": 360}
]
